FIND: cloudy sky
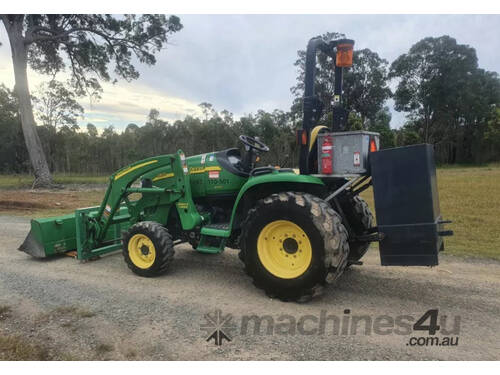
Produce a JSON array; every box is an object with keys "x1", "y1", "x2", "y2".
[{"x1": 1, "y1": 14, "x2": 499, "y2": 130}]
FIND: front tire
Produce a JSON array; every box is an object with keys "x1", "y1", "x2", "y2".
[
  {"x1": 240, "y1": 192, "x2": 349, "y2": 302},
  {"x1": 123, "y1": 221, "x2": 174, "y2": 277}
]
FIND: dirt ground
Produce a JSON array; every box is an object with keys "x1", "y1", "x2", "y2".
[
  {"x1": 0, "y1": 215, "x2": 499, "y2": 360},
  {"x1": 0, "y1": 188, "x2": 104, "y2": 217}
]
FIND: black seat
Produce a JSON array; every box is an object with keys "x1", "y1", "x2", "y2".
[{"x1": 215, "y1": 148, "x2": 249, "y2": 177}]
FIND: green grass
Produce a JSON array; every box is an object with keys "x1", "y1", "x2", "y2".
[
  {"x1": 0, "y1": 174, "x2": 109, "y2": 189},
  {"x1": 361, "y1": 163, "x2": 500, "y2": 261}
]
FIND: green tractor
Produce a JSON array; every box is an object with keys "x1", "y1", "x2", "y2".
[{"x1": 20, "y1": 37, "x2": 452, "y2": 302}]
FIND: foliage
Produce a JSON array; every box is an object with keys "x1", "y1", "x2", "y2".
[
  {"x1": 367, "y1": 107, "x2": 395, "y2": 149},
  {"x1": 0, "y1": 14, "x2": 183, "y2": 186},
  {"x1": 0, "y1": 85, "x2": 29, "y2": 173},
  {"x1": 2, "y1": 30, "x2": 500, "y2": 173},
  {"x1": 0, "y1": 98, "x2": 299, "y2": 174},
  {"x1": 390, "y1": 35, "x2": 500, "y2": 163},
  {"x1": 15, "y1": 14, "x2": 183, "y2": 96},
  {"x1": 33, "y1": 80, "x2": 84, "y2": 128}
]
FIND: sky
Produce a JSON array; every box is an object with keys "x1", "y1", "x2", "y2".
[{"x1": 1, "y1": 14, "x2": 499, "y2": 131}]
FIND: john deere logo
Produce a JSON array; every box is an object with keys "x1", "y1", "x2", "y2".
[{"x1": 200, "y1": 309, "x2": 236, "y2": 346}]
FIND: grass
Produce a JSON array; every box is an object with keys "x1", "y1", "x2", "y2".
[
  {"x1": 0, "y1": 173, "x2": 109, "y2": 189},
  {"x1": 360, "y1": 164, "x2": 500, "y2": 260},
  {"x1": 1, "y1": 164, "x2": 499, "y2": 260},
  {"x1": 0, "y1": 334, "x2": 50, "y2": 360},
  {"x1": 52, "y1": 305, "x2": 96, "y2": 319},
  {"x1": 95, "y1": 343, "x2": 114, "y2": 354},
  {"x1": 0, "y1": 305, "x2": 12, "y2": 321},
  {"x1": 36, "y1": 305, "x2": 96, "y2": 324}
]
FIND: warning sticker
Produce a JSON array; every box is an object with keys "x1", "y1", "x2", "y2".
[
  {"x1": 103, "y1": 204, "x2": 112, "y2": 217},
  {"x1": 201, "y1": 154, "x2": 206, "y2": 164},
  {"x1": 208, "y1": 170, "x2": 220, "y2": 179},
  {"x1": 353, "y1": 152, "x2": 361, "y2": 167}
]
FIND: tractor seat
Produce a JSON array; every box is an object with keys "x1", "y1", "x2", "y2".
[{"x1": 215, "y1": 148, "x2": 250, "y2": 177}]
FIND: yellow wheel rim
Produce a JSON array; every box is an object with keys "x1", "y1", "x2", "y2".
[
  {"x1": 128, "y1": 234, "x2": 156, "y2": 269},
  {"x1": 257, "y1": 220, "x2": 312, "y2": 279}
]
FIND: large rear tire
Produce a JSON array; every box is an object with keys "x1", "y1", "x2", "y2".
[
  {"x1": 340, "y1": 196, "x2": 374, "y2": 264},
  {"x1": 122, "y1": 221, "x2": 174, "y2": 277},
  {"x1": 240, "y1": 192, "x2": 349, "y2": 302}
]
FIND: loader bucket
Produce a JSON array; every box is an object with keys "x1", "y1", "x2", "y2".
[
  {"x1": 370, "y1": 144, "x2": 452, "y2": 266},
  {"x1": 19, "y1": 206, "x2": 132, "y2": 259},
  {"x1": 19, "y1": 213, "x2": 78, "y2": 258}
]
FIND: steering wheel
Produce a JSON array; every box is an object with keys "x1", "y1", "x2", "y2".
[{"x1": 239, "y1": 135, "x2": 270, "y2": 153}]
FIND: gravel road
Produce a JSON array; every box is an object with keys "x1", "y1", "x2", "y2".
[{"x1": 0, "y1": 215, "x2": 499, "y2": 360}]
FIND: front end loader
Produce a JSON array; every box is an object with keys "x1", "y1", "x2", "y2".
[{"x1": 19, "y1": 36, "x2": 452, "y2": 302}]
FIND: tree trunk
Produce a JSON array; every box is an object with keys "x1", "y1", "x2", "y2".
[{"x1": 4, "y1": 18, "x2": 53, "y2": 188}]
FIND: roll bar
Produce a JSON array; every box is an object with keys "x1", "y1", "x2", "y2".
[{"x1": 298, "y1": 37, "x2": 354, "y2": 174}]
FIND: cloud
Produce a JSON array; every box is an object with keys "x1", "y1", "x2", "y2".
[{"x1": 1, "y1": 15, "x2": 499, "y2": 130}]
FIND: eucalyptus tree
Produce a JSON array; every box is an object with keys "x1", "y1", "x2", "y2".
[{"x1": 0, "y1": 14, "x2": 182, "y2": 187}]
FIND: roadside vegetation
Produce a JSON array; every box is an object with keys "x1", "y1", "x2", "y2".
[{"x1": 0, "y1": 174, "x2": 108, "y2": 189}]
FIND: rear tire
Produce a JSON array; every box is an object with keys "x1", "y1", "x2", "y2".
[
  {"x1": 240, "y1": 192, "x2": 349, "y2": 302},
  {"x1": 123, "y1": 221, "x2": 174, "y2": 277},
  {"x1": 340, "y1": 196, "x2": 374, "y2": 264}
]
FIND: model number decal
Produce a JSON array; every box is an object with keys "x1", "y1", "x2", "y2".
[{"x1": 208, "y1": 178, "x2": 230, "y2": 185}]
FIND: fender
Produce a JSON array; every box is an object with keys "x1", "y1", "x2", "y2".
[{"x1": 227, "y1": 170, "x2": 325, "y2": 231}]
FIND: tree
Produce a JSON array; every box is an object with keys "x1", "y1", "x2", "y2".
[
  {"x1": 367, "y1": 107, "x2": 395, "y2": 149},
  {"x1": 390, "y1": 36, "x2": 477, "y2": 143},
  {"x1": 390, "y1": 35, "x2": 500, "y2": 163},
  {"x1": 343, "y1": 49, "x2": 392, "y2": 126},
  {"x1": 86, "y1": 123, "x2": 98, "y2": 138},
  {"x1": 199, "y1": 102, "x2": 217, "y2": 120},
  {"x1": 291, "y1": 32, "x2": 391, "y2": 128},
  {"x1": 0, "y1": 84, "x2": 28, "y2": 172},
  {"x1": 0, "y1": 14, "x2": 182, "y2": 187},
  {"x1": 33, "y1": 80, "x2": 84, "y2": 128},
  {"x1": 484, "y1": 107, "x2": 500, "y2": 161}
]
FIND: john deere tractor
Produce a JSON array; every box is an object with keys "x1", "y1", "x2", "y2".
[{"x1": 20, "y1": 37, "x2": 452, "y2": 302}]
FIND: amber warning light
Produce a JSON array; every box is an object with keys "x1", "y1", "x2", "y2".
[
  {"x1": 336, "y1": 39, "x2": 354, "y2": 68},
  {"x1": 369, "y1": 137, "x2": 378, "y2": 152}
]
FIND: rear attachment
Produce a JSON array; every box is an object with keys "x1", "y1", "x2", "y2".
[{"x1": 370, "y1": 144, "x2": 453, "y2": 266}]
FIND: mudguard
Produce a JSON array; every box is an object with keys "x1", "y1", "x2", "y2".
[{"x1": 227, "y1": 170, "x2": 325, "y2": 230}]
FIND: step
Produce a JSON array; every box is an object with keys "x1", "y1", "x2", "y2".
[
  {"x1": 195, "y1": 235, "x2": 226, "y2": 254},
  {"x1": 200, "y1": 223, "x2": 231, "y2": 238}
]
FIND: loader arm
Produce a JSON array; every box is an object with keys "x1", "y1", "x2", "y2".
[
  {"x1": 20, "y1": 150, "x2": 203, "y2": 260},
  {"x1": 94, "y1": 152, "x2": 184, "y2": 243}
]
